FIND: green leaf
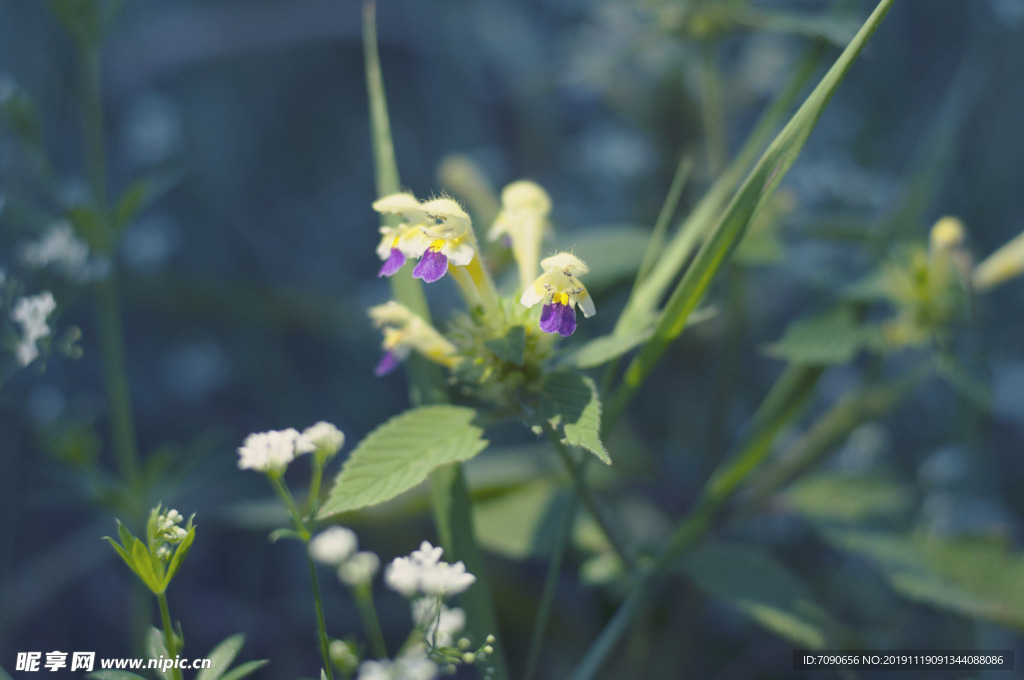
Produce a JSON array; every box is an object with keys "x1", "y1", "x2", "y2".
[
  {"x1": 538, "y1": 372, "x2": 611, "y2": 465},
  {"x1": 485, "y1": 326, "x2": 526, "y2": 366},
  {"x1": 823, "y1": 529, "x2": 1024, "y2": 630},
  {"x1": 145, "y1": 628, "x2": 171, "y2": 680},
  {"x1": 608, "y1": 0, "x2": 895, "y2": 423},
  {"x1": 680, "y1": 541, "x2": 834, "y2": 648},
  {"x1": 218, "y1": 660, "x2": 269, "y2": 680},
  {"x1": 763, "y1": 307, "x2": 864, "y2": 365},
  {"x1": 267, "y1": 528, "x2": 305, "y2": 544},
  {"x1": 113, "y1": 170, "x2": 181, "y2": 233},
  {"x1": 116, "y1": 519, "x2": 135, "y2": 549},
  {"x1": 162, "y1": 525, "x2": 195, "y2": 589},
  {"x1": 564, "y1": 306, "x2": 716, "y2": 369},
  {"x1": 473, "y1": 480, "x2": 561, "y2": 559},
  {"x1": 88, "y1": 672, "x2": 148, "y2": 680},
  {"x1": 783, "y1": 473, "x2": 911, "y2": 524},
  {"x1": 196, "y1": 633, "x2": 245, "y2": 680},
  {"x1": 318, "y1": 406, "x2": 489, "y2": 517},
  {"x1": 131, "y1": 537, "x2": 162, "y2": 593},
  {"x1": 67, "y1": 205, "x2": 108, "y2": 252}
]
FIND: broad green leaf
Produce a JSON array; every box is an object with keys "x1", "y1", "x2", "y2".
[
  {"x1": 218, "y1": 660, "x2": 270, "y2": 680},
  {"x1": 823, "y1": 529, "x2": 1024, "y2": 630},
  {"x1": 485, "y1": 326, "x2": 526, "y2": 366},
  {"x1": 556, "y1": 227, "x2": 650, "y2": 291},
  {"x1": 538, "y1": 372, "x2": 611, "y2": 465},
  {"x1": 473, "y1": 480, "x2": 561, "y2": 558},
  {"x1": 88, "y1": 672, "x2": 148, "y2": 680},
  {"x1": 319, "y1": 406, "x2": 489, "y2": 517},
  {"x1": 783, "y1": 473, "x2": 911, "y2": 524},
  {"x1": 196, "y1": 633, "x2": 244, "y2": 680},
  {"x1": 680, "y1": 541, "x2": 834, "y2": 648},
  {"x1": 763, "y1": 307, "x2": 863, "y2": 365},
  {"x1": 609, "y1": 0, "x2": 895, "y2": 424}
]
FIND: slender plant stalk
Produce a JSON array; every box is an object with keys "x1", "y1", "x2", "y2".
[
  {"x1": 156, "y1": 593, "x2": 184, "y2": 680},
  {"x1": 569, "y1": 364, "x2": 823, "y2": 680},
  {"x1": 522, "y1": 428, "x2": 584, "y2": 680},
  {"x1": 354, "y1": 585, "x2": 388, "y2": 660}
]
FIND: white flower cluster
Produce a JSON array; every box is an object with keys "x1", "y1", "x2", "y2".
[
  {"x1": 304, "y1": 421, "x2": 345, "y2": 458},
  {"x1": 356, "y1": 646, "x2": 437, "y2": 680},
  {"x1": 20, "y1": 222, "x2": 108, "y2": 282},
  {"x1": 237, "y1": 428, "x2": 315, "y2": 474},
  {"x1": 309, "y1": 526, "x2": 380, "y2": 587},
  {"x1": 11, "y1": 290, "x2": 56, "y2": 366},
  {"x1": 411, "y1": 597, "x2": 466, "y2": 647},
  {"x1": 385, "y1": 541, "x2": 476, "y2": 598},
  {"x1": 155, "y1": 508, "x2": 187, "y2": 543}
]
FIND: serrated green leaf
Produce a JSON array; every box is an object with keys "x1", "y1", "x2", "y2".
[
  {"x1": 822, "y1": 529, "x2": 1024, "y2": 630},
  {"x1": 485, "y1": 326, "x2": 526, "y2": 366},
  {"x1": 608, "y1": 0, "x2": 895, "y2": 424},
  {"x1": 473, "y1": 480, "x2": 561, "y2": 559},
  {"x1": 196, "y1": 633, "x2": 244, "y2": 680},
  {"x1": 318, "y1": 406, "x2": 489, "y2": 517},
  {"x1": 88, "y1": 672, "x2": 148, "y2": 680},
  {"x1": 218, "y1": 660, "x2": 269, "y2": 680},
  {"x1": 680, "y1": 541, "x2": 834, "y2": 648},
  {"x1": 539, "y1": 372, "x2": 611, "y2": 465},
  {"x1": 764, "y1": 307, "x2": 864, "y2": 365},
  {"x1": 784, "y1": 473, "x2": 911, "y2": 524}
]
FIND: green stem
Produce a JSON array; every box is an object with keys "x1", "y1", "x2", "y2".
[
  {"x1": 429, "y1": 465, "x2": 510, "y2": 680},
  {"x1": 551, "y1": 439, "x2": 635, "y2": 571},
  {"x1": 156, "y1": 592, "x2": 183, "y2": 680},
  {"x1": 523, "y1": 431, "x2": 583, "y2": 680},
  {"x1": 354, "y1": 584, "x2": 387, "y2": 660},
  {"x1": 307, "y1": 456, "x2": 325, "y2": 517},
  {"x1": 568, "y1": 364, "x2": 822, "y2": 680}
]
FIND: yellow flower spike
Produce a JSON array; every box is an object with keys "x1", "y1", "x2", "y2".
[
  {"x1": 520, "y1": 252, "x2": 595, "y2": 337},
  {"x1": 489, "y1": 180, "x2": 552, "y2": 291},
  {"x1": 973, "y1": 229, "x2": 1024, "y2": 293}
]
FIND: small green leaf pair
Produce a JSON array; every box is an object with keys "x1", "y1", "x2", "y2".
[{"x1": 104, "y1": 506, "x2": 196, "y2": 595}]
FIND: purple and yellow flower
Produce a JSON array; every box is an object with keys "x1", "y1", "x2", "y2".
[
  {"x1": 372, "y1": 193, "x2": 432, "y2": 278},
  {"x1": 411, "y1": 198, "x2": 476, "y2": 283},
  {"x1": 520, "y1": 252, "x2": 595, "y2": 337},
  {"x1": 368, "y1": 302, "x2": 459, "y2": 376}
]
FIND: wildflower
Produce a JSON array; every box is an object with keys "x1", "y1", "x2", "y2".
[
  {"x1": 974, "y1": 228, "x2": 1024, "y2": 292},
  {"x1": 411, "y1": 198, "x2": 476, "y2": 283},
  {"x1": 11, "y1": 290, "x2": 57, "y2": 366},
  {"x1": 329, "y1": 639, "x2": 360, "y2": 676},
  {"x1": 356, "y1": 647, "x2": 438, "y2": 680},
  {"x1": 385, "y1": 541, "x2": 476, "y2": 598},
  {"x1": 338, "y1": 551, "x2": 380, "y2": 587},
  {"x1": 310, "y1": 526, "x2": 358, "y2": 565},
  {"x1": 19, "y1": 222, "x2": 108, "y2": 282},
  {"x1": 154, "y1": 508, "x2": 187, "y2": 543},
  {"x1": 368, "y1": 302, "x2": 458, "y2": 376},
  {"x1": 412, "y1": 597, "x2": 466, "y2": 647},
  {"x1": 373, "y1": 193, "x2": 432, "y2": 278},
  {"x1": 303, "y1": 421, "x2": 345, "y2": 461},
  {"x1": 520, "y1": 252, "x2": 595, "y2": 337},
  {"x1": 237, "y1": 428, "x2": 316, "y2": 475},
  {"x1": 488, "y1": 180, "x2": 551, "y2": 290}
]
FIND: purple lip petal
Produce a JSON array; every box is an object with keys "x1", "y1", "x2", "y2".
[
  {"x1": 378, "y1": 248, "x2": 406, "y2": 277},
  {"x1": 412, "y1": 249, "x2": 449, "y2": 283},
  {"x1": 374, "y1": 351, "x2": 400, "y2": 376},
  {"x1": 540, "y1": 302, "x2": 576, "y2": 336},
  {"x1": 555, "y1": 302, "x2": 577, "y2": 337}
]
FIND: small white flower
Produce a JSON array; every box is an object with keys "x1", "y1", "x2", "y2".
[
  {"x1": 19, "y1": 222, "x2": 108, "y2": 283},
  {"x1": 419, "y1": 560, "x2": 476, "y2": 597},
  {"x1": 156, "y1": 544, "x2": 172, "y2": 561},
  {"x1": 11, "y1": 290, "x2": 56, "y2": 366},
  {"x1": 385, "y1": 556, "x2": 420, "y2": 597},
  {"x1": 356, "y1": 647, "x2": 438, "y2": 680},
  {"x1": 309, "y1": 527, "x2": 358, "y2": 565},
  {"x1": 410, "y1": 541, "x2": 444, "y2": 567},
  {"x1": 236, "y1": 428, "x2": 315, "y2": 475},
  {"x1": 338, "y1": 550, "x2": 380, "y2": 587},
  {"x1": 303, "y1": 421, "x2": 345, "y2": 458}
]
